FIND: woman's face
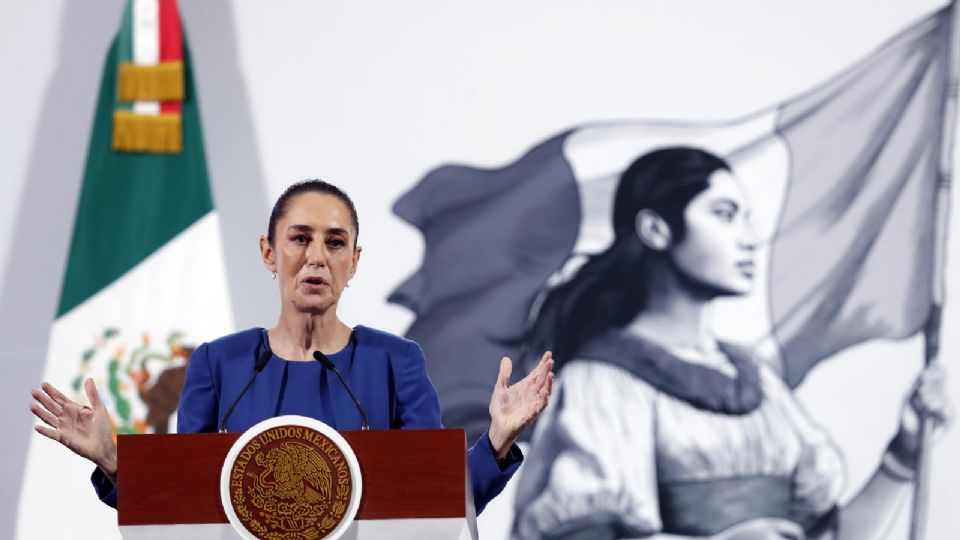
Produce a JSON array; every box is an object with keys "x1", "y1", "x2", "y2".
[
  {"x1": 261, "y1": 192, "x2": 361, "y2": 314},
  {"x1": 669, "y1": 169, "x2": 757, "y2": 296}
]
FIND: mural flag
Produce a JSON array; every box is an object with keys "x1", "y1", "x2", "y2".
[
  {"x1": 17, "y1": 1, "x2": 234, "y2": 538},
  {"x1": 391, "y1": 6, "x2": 952, "y2": 439},
  {"x1": 766, "y1": 7, "x2": 950, "y2": 387}
]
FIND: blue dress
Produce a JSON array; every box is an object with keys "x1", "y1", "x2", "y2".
[{"x1": 93, "y1": 325, "x2": 522, "y2": 514}]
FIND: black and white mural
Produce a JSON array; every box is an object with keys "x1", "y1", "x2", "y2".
[{"x1": 392, "y1": 8, "x2": 953, "y2": 539}]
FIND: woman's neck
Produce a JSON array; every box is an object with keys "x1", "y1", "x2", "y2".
[
  {"x1": 269, "y1": 306, "x2": 351, "y2": 361},
  {"x1": 625, "y1": 257, "x2": 716, "y2": 353}
]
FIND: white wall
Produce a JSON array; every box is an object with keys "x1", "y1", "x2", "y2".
[{"x1": 2, "y1": 1, "x2": 957, "y2": 538}]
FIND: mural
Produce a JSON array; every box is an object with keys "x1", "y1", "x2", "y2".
[{"x1": 392, "y1": 6, "x2": 953, "y2": 539}]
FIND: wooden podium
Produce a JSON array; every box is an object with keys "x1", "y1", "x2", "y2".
[{"x1": 116, "y1": 429, "x2": 478, "y2": 539}]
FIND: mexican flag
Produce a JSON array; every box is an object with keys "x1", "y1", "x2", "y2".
[
  {"x1": 17, "y1": 1, "x2": 233, "y2": 538},
  {"x1": 390, "y1": 6, "x2": 953, "y2": 439}
]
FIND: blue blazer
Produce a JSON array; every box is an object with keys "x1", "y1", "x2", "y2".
[{"x1": 93, "y1": 326, "x2": 521, "y2": 515}]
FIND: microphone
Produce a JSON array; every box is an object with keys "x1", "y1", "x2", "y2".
[
  {"x1": 219, "y1": 348, "x2": 273, "y2": 433},
  {"x1": 313, "y1": 350, "x2": 370, "y2": 430}
]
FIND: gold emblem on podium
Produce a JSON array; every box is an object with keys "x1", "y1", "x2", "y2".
[{"x1": 221, "y1": 416, "x2": 363, "y2": 540}]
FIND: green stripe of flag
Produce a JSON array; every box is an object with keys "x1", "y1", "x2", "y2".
[
  {"x1": 116, "y1": 0, "x2": 133, "y2": 65},
  {"x1": 57, "y1": 33, "x2": 213, "y2": 316},
  {"x1": 115, "y1": 0, "x2": 134, "y2": 111}
]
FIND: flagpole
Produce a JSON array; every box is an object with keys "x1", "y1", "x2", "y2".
[{"x1": 909, "y1": 3, "x2": 959, "y2": 539}]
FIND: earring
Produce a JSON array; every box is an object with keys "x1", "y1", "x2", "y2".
[{"x1": 271, "y1": 272, "x2": 277, "y2": 280}]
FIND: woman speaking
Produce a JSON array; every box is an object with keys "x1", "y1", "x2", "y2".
[{"x1": 30, "y1": 179, "x2": 555, "y2": 515}]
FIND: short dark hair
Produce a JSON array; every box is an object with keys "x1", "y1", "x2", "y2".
[{"x1": 267, "y1": 179, "x2": 360, "y2": 246}]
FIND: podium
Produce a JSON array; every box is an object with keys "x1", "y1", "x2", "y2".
[{"x1": 116, "y1": 429, "x2": 478, "y2": 539}]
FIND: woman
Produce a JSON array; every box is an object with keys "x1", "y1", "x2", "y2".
[
  {"x1": 511, "y1": 148, "x2": 949, "y2": 539},
  {"x1": 30, "y1": 179, "x2": 555, "y2": 515}
]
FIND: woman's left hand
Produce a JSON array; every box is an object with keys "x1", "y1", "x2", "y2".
[
  {"x1": 888, "y1": 363, "x2": 951, "y2": 469},
  {"x1": 487, "y1": 351, "x2": 555, "y2": 459}
]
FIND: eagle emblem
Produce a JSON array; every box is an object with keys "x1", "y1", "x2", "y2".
[
  {"x1": 72, "y1": 327, "x2": 193, "y2": 437},
  {"x1": 253, "y1": 442, "x2": 334, "y2": 504},
  {"x1": 227, "y1": 423, "x2": 356, "y2": 539}
]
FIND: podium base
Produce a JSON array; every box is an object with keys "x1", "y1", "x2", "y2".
[{"x1": 120, "y1": 517, "x2": 474, "y2": 540}]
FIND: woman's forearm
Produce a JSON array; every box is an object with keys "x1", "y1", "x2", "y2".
[
  {"x1": 834, "y1": 466, "x2": 911, "y2": 540},
  {"x1": 94, "y1": 441, "x2": 119, "y2": 484}
]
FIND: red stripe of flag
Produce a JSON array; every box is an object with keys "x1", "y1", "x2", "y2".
[{"x1": 159, "y1": 0, "x2": 183, "y2": 115}]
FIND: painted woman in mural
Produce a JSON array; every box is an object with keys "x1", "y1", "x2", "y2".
[{"x1": 510, "y1": 147, "x2": 950, "y2": 540}]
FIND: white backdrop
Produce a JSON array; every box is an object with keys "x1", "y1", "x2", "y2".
[{"x1": 2, "y1": 1, "x2": 958, "y2": 538}]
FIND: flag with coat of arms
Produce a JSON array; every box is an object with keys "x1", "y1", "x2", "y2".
[{"x1": 17, "y1": 1, "x2": 233, "y2": 538}]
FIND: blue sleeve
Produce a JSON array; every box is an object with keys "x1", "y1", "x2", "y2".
[
  {"x1": 468, "y1": 430, "x2": 523, "y2": 515},
  {"x1": 394, "y1": 340, "x2": 523, "y2": 514},
  {"x1": 176, "y1": 342, "x2": 218, "y2": 433},
  {"x1": 90, "y1": 343, "x2": 218, "y2": 509},
  {"x1": 90, "y1": 468, "x2": 118, "y2": 508}
]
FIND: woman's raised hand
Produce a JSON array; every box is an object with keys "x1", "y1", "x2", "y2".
[
  {"x1": 30, "y1": 378, "x2": 118, "y2": 482},
  {"x1": 487, "y1": 351, "x2": 555, "y2": 459},
  {"x1": 888, "y1": 363, "x2": 951, "y2": 470}
]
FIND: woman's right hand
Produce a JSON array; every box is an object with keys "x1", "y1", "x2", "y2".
[
  {"x1": 712, "y1": 518, "x2": 806, "y2": 540},
  {"x1": 30, "y1": 378, "x2": 118, "y2": 482}
]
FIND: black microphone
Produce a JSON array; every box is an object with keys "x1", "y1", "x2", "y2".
[
  {"x1": 313, "y1": 350, "x2": 370, "y2": 430},
  {"x1": 219, "y1": 348, "x2": 273, "y2": 433}
]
